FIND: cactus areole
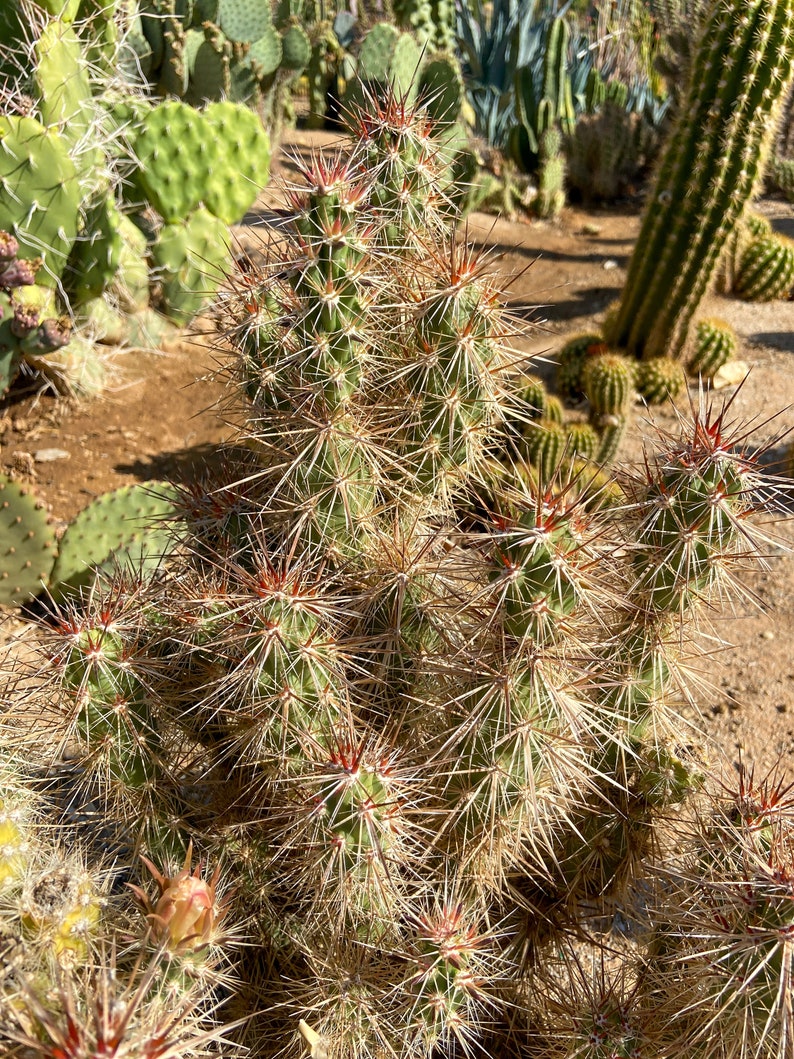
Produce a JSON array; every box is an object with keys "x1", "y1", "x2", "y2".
[{"x1": 605, "y1": 0, "x2": 794, "y2": 360}]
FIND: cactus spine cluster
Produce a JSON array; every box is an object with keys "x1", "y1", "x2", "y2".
[
  {"x1": 0, "y1": 90, "x2": 792, "y2": 1059},
  {"x1": 605, "y1": 0, "x2": 794, "y2": 360}
]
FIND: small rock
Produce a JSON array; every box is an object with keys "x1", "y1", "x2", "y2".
[
  {"x1": 761, "y1": 629, "x2": 775, "y2": 640},
  {"x1": 602, "y1": 259, "x2": 619, "y2": 270},
  {"x1": 581, "y1": 223, "x2": 602, "y2": 236},
  {"x1": 34, "y1": 448, "x2": 70, "y2": 463},
  {"x1": 711, "y1": 360, "x2": 750, "y2": 389}
]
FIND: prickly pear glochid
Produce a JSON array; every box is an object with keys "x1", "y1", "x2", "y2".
[{"x1": 1, "y1": 86, "x2": 793, "y2": 1059}]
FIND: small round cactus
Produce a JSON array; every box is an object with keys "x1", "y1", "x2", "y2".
[
  {"x1": 734, "y1": 232, "x2": 794, "y2": 301},
  {"x1": 687, "y1": 317, "x2": 737, "y2": 378},
  {"x1": 521, "y1": 418, "x2": 567, "y2": 481},
  {"x1": 581, "y1": 351, "x2": 633, "y2": 416},
  {"x1": 556, "y1": 332, "x2": 606, "y2": 401},
  {"x1": 636, "y1": 357, "x2": 686, "y2": 405}
]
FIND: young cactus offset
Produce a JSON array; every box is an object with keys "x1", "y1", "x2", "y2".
[
  {"x1": 687, "y1": 317, "x2": 737, "y2": 378},
  {"x1": 734, "y1": 231, "x2": 794, "y2": 301}
]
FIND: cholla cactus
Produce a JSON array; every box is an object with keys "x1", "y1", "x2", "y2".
[{"x1": 1, "y1": 94, "x2": 793, "y2": 1059}]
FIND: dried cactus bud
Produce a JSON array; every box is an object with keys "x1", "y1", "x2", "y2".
[{"x1": 29, "y1": 317, "x2": 71, "y2": 354}]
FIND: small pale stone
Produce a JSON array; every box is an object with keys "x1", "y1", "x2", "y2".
[
  {"x1": 33, "y1": 448, "x2": 70, "y2": 463},
  {"x1": 711, "y1": 360, "x2": 750, "y2": 389},
  {"x1": 602, "y1": 258, "x2": 619, "y2": 270}
]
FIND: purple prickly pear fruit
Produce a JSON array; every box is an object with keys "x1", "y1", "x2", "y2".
[
  {"x1": 0, "y1": 257, "x2": 39, "y2": 290},
  {"x1": 0, "y1": 231, "x2": 19, "y2": 262},
  {"x1": 31, "y1": 318, "x2": 71, "y2": 353},
  {"x1": 10, "y1": 303, "x2": 39, "y2": 338}
]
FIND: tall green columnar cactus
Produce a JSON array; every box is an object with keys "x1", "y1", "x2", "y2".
[{"x1": 605, "y1": 0, "x2": 794, "y2": 360}]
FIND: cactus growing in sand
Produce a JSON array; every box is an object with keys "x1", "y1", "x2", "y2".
[{"x1": 0, "y1": 91, "x2": 792, "y2": 1059}]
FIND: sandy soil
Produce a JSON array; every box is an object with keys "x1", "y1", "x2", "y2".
[{"x1": 2, "y1": 127, "x2": 794, "y2": 778}]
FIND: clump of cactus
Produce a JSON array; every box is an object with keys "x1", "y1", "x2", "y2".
[
  {"x1": 1, "y1": 90, "x2": 793, "y2": 1059},
  {"x1": 605, "y1": 0, "x2": 794, "y2": 361},
  {"x1": 0, "y1": 0, "x2": 272, "y2": 395},
  {"x1": 0, "y1": 232, "x2": 72, "y2": 395}
]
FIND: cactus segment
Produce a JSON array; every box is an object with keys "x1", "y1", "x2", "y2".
[
  {"x1": 605, "y1": 0, "x2": 794, "y2": 359},
  {"x1": 734, "y1": 232, "x2": 794, "y2": 301},
  {"x1": 581, "y1": 351, "x2": 633, "y2": 416},
  {"x1": 418, "y1": 52, "x2": 462, "y2": 125},
  {"x1": 152, "y1": 206, "x2": 231, "y2": 323},
  {"x1": 0, "y1": 475, "x2": 58, "y2": 606},
  {"x1": 556, "y1": 333, "x2": 606, "y2": 401},
  {"x1": 33, "y1": 22, "x2": 94, "y2": 160},
  {"x1": 280, "y1": 23, "x2": 311, "y2": 71},
  {"x1": 131, "y1": 101, "x2": 214, "y2": 222},
  {"x1": 111, "y1": 215, "x2": 150, "y2": 312},
  {"x1": 130, "y1": 99, "x2": 268, "y2": 226},
  {"x1": 636, "y1": 357, "x2": 686, "y2": 405},
  {"x1": 50, "y1": 482, "x2": 182, "y2": 599},
  {"x1": 202, "y1": 101, "x2": 270, "y2": 224},
  {"x1": 520, "y1": 418, "x2": 566, "y2": 482},
  {"x1": 0, "y1": 117, "x2": 80, "y2": 286},
  {"x1": 218, "y1": 0, "x2": 273, "y2": 43},
  {"x1": 248, "y1": 24, "x2": 282, "y2": 76},
  {"x1": 687, "y1": 318, "x2": 737, "y2": 378},
  {"x1": 66, "y1": 194, "x2": 125, "y2": 305},
  {"x1": 358, "y1": 22, "x2": 400, "y2": 83}
]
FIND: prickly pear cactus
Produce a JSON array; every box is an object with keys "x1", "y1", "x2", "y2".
[
  {"x1": 50, "y1": 481, "x2": 182, "y2": 598},
  {"x1": 0, "y1": 116, "x2": 80, "y2": 286},
  {"x1": 0, "y1": 475, "x2": 58, "y2": 605},
  {"x1": 151, "y1": 206, "x2": 231, "y2": 323}
]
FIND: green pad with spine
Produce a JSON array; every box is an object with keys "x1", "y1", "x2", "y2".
[
  {"x1": 202, "y1": 101, "x2": 270, "y2": 224},
  {"x1": 152, "y1": 206, "x2": 231, "y2": 323},
  {"x1": 218, "y1": 0, "x2": 272, "y2": 42},
  {"x1": 0, "y1": 475, "x2": 58, "y2": 606},
  {"x1": 51, "y1": 482, "x2": 183, "y2": 598},
  {"x1": 0, "y1": 117, "x2": 80, "y2": 286}
]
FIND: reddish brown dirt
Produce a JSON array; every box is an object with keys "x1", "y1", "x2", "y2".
[{"x1": 2, "y1": 127, "x2": 794, "y2": 778}]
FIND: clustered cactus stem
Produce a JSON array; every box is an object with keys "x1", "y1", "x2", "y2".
[
  {"x1": 604, "y1": 0, "x2": 794, "y2": 360},
  {"x1": 1, "y1": 90, "x2": 793, "y2": 1059}
]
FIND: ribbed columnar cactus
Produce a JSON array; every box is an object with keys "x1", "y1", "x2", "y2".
[{"x1": 604, "y1": 0, "x2": 794, "y2": 360}]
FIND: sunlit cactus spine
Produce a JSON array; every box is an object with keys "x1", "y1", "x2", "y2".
[{"x1": 605, "y1": 0, "x2": 794, "y2": 360}]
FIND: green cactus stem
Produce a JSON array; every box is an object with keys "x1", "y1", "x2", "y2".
[
  {"x1": 0, "y1": 474, "x2": 58, "y2": 606},
  {"x1": 687, "y1": 318, "x2": 737, "y2": 378},
  {"x1": 734, "y1": 231, "x2": 794, "y2": 301},
  {"x1": 604, "y1": 0, "x2": 794, "y2": 360}
]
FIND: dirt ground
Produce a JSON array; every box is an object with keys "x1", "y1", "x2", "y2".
[{"x1": 2, "y1": 127, "x2": 794, "y2": 779}]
